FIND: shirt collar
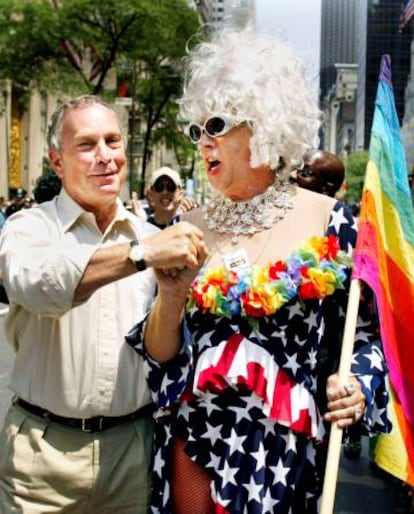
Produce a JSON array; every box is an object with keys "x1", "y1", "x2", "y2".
[{"x1": 56, "y1": 188, "x2": 129, "y2": 233}]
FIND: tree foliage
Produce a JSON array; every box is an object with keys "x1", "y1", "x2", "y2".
[
  {"x1": 344, "y1": 150, "x2": 369, "y2": 205},
  {"x1": 0, "y1": 0, "x2": 200, "y2": 185}
]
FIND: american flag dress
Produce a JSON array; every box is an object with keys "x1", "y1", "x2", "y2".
[{"x1": 126, "y1": 202, "x2": 392, "y2": 514}]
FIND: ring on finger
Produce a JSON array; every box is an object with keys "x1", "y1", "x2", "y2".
[{"x1": 344, "y1": 383, "x2": 356, "y2": 396}]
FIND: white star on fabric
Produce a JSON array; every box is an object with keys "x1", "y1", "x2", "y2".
[
  {"x1": 294, "y1": 334, "x2": 307, "y2": 347},
  {"x1": 350, "y1": 217, "x2": 358, "y2": 232},
  {"x1": 242, "y1": 475, "x2": 263, "y2": 503},
  {"x1": 262, "y1": 487, "x2": 280, "y2": 512},
  {"x1": 242, "y1": 392, "x2": 264, "y2": 413},
  {"x1": 206, "y1": 451, "x2": 221, "y2": 470},
  {"x1": 279, "y1": 431, "x2": 297, "y2": 454},
  {"x1": 201, "y1": 421, "x2": 223, "y2": 445},
  {"x1": 153, "y1": 448, "x2": 164, "y2": 476},
  {"x1": 179, "y1": 363, "x2": 190, "y2": 377},
  {"x1": 360, "y1": 374, "x2": 373, "y2": 390},
  {"x1": 269, "y1": 459, "x2": 290, "y2": 486},
  {"x1": 228, "y1": 404, "x2": 252, "y2": 424},
  {"x1": 306, "y1": 444, "x2": 316, "y2": 465},
  {"x1": 284, "y1": 352, "x2": 300, "y2": 375},
  {"x1": 179, "y1": 402, "x2": 196, "y2": 422},
  {"x1": 355, "y1": 327, "x2": 371, "y2": 343},
  {"x1": 198, "y1": 330, "x2": 216, "y2": 352},
  {"x1": 304, "y1": 311, "x2": 318, "y2": 332},
  {"x1": 371, "y1": 407, "x2": 387, "y2": 427},
  {"x1": 329, "y1": 207, "x2": 349, "y2": 233},
  {"x1": 201, "y1": 392, "x2": 220, "y2": 416},
  {"x1": 365, "y1": 349, "x2": 385, "y2": 370},
  {"x1": 250, "y1": 441, "x2": 267, "y2": 472},
  {"x1": 317, "y1": 320, "x2": 325, "y2": 339},
  {"x1": 306, "y1": 348, "x2": 318, "y2": 369},
  {"x1": 258, "y1": 416, "x2": 277, "y2": 437},
  {"x1": 286, "y1": 303, "x2": 304, "y2": 320},
  {"x1": 228, "y1": 428, "x2": 248, "y2": 454},
  {"x1": 270, "y1": 326, "x2": 288, "y2": 346},
  {"x1": 218, "y1": 459, "x2": 239, "y2": 487},
  {"x1": 160, "y1": 376, "x2": 176, "y2": 395}
]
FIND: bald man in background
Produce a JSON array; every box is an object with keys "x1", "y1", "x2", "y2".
[{"x1": 292, "y1": 149, "x2": 345, "y2": 198}]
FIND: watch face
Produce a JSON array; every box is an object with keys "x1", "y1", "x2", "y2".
[{"x1": 129, "y1": 244, "x2": 144, "y2": 262}]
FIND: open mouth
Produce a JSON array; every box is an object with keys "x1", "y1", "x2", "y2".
[
  {"x1": 160, "y1": 197, "x2": 172, "y2": 207},
  {"x1": 207, "y1": 159, "x2": 221, "y2": 173}
]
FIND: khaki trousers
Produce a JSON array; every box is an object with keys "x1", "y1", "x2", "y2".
[{"x1": 0, "y1": 403, "x2": 153, "y2": 513}]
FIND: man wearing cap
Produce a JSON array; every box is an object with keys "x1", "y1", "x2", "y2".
[{"x1": 147, "y1": 166, "x2": 184, "y2": 229}]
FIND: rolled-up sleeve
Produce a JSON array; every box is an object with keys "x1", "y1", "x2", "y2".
[{"x1": 0, "y1": 199, "x2": 98, "y2": 316}]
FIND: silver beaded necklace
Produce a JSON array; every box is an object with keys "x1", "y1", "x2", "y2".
[{"x1": 202, "y1": 182, "x2": 294, "y2": 244}]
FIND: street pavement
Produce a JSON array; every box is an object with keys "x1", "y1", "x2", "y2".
[{"x1": 0, "y1": 308, "x2": 407, "y2": 513}]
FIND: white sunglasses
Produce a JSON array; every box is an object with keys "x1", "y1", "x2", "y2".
[{"x1": 185, "y1": 114, "x2": 249, "y2": 143}]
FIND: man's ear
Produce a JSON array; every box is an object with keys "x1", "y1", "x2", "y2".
[{"x1": 48, "y1": 148, "x2": 64, "y2": 178}]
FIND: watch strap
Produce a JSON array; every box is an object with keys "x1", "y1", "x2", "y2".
[{"x1": 129, "y1": 239, "x2": 147, "y2": 272}]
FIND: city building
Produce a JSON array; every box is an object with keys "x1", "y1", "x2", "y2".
[
  {"x1": 194, "y1": 0, "x2": 254, "y2": 27},
  {"x1": 320, "y1": 0, "x2": 412, "y2": 155}
]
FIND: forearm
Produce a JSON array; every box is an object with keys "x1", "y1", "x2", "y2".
[
  {"x1": 74, "y1": 243, "x2": 136, "y2": 302},
  {"x1": 144, "y1": 294, "x2": 185, "y2": 363}
]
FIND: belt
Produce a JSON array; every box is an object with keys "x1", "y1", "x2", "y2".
[{"x1": 14, "y1": 397, "x2": 154, "y2": 433}]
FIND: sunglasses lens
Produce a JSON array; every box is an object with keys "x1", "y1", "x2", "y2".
[
  {"x1": 298, "y1": 166, "x2": 314, "y2": 178},
  {"x1": 205, "y1": 116, "x2": 227, "y2": 137},
  {"x1": 188, "y1": 124, "x2": 202, "y2": 142},
  {"x1": 154, "y1": 182, "x2": 177, "y2": 193}
]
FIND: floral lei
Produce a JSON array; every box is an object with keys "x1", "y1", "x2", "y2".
[{"x1": 186, "y1": 235, "x2": 352, "y2": 320}]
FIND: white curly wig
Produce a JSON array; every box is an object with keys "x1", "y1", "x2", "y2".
[{"x1": 178, "y1": 27, "x2": 321, "y2": 173}]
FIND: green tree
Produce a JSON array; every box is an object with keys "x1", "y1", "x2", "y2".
[
  {"x1": 0, "y1": 0, "x2": 200, "y2": 187},
  {"x1": 344, "y1": 150, "x2": 369, "y2": 205}
]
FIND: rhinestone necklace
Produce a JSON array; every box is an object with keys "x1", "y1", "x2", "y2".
[{"x1": 202, "y1": 182, "x2": 294, "y2": 244}]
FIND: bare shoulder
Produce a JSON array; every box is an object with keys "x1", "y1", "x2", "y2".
[
  {"x1": 293, "y1": 186, "x2": 337, "y2": 211},
  {"x1": 288, "y1": 187, "x2": 338, "y2": 235},
  {"x1": 180, "y1": 206, "x2": 206, "y2": 229}
]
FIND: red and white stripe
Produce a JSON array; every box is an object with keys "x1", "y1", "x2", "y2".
[{"x1": 193, "y1": 334, "x2": 324, "y2": 440}]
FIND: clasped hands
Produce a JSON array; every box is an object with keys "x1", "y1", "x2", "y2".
[
  {"x1": 324, "y1": 374, "x2": 366, "y2": 428},
  {"x1": 144, "y1": 221, "x2": 208, "y2": 285}
]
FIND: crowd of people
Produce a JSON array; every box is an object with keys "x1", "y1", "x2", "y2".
[{"x1": 0, "y1": 25, "x2": 403, "y2": 514}]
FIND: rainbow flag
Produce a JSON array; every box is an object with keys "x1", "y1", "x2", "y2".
[
  {"x1": 352, "y1": 54, "x2": 414, "y2": 484},
  {"x1": 399, "y1": 0, "x2": 414, "y2": 31},
  {"x1": 370, "y1": 383, "x2": 414, "y2": 485}
]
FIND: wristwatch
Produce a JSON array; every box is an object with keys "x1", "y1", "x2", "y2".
[{"x1": 128, "y1": 240, "x2": 147, "y2": 272}]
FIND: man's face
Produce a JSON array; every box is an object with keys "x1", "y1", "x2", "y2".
[
  {"x1": 294, "y1": 164, "x2": 327, "y2": 194},
  {"x1": 148, "y1": 176, "x2": 183, "y2": 220},
  {"x1": 48, "y1": 103, "x2": 126, "y2": 214}
]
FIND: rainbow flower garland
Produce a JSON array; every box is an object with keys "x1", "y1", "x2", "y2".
[{"x1": 186, "y1": 235, "x2": 352, "y2": 319}]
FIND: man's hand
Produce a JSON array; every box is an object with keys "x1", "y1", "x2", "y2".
[
  {"x1": 177, "y1": 196, "x2": 199, "y2": 214},
  {"x1": 142, "y1": 221, "x2": 206, "y2": 270}
]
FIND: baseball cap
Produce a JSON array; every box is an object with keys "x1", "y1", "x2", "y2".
[
  {"x1": 150, "y1": 167, "x2": 182, "y2": 188},
  {"x1": 15, "y1": 188, "x2": 26, "y2": 199}
]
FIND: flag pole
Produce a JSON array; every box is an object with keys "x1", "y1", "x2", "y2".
[{"x1": 320, "y1": 277, "x2": 362, "y2": 514}]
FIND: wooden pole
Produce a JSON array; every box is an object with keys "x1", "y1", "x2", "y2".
[{"x1": 319, "y1": 278, "x2": 362, "y2": 514}]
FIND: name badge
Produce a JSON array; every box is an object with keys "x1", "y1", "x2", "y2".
[{"x1": 222, "y1": 248, "x2": 250, "y2": 272}]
